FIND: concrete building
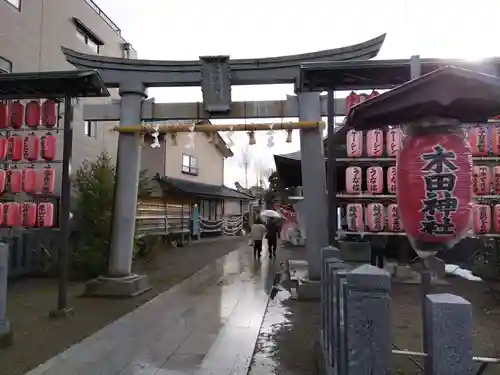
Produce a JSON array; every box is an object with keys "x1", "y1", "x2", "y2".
[{"x1": 0, "y1": 0, "x2": 133, "y2": 169}]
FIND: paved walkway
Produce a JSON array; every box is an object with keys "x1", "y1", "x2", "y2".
[{"x1": 25, "y1": 245, "x2": 276, "y2": 375}]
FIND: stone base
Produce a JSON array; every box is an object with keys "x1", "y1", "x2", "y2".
[
  {"x1": 296, "y1": 277, "x2": 321, "y2": 300},
  {"x1": 0, "y1": 320, "x2": 13, "y2": 348},
  {"x1": 84, "y1": 274, "x2": 151, "y2": 298},
  {"x1": 316, "y1": 332, "x2": 335, "y2": 375}
]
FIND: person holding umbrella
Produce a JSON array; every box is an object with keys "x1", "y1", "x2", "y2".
[{"x1": 261, "y1": 210, "x2": 281, "y2": 258}]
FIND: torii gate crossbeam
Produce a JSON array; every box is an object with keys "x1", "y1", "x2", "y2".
[{"x1": 63, "y1": 34, "x2": 386, "y2": 297}]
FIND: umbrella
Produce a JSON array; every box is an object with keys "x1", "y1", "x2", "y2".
[{"x1": 260, "y1": 210, "x2": 281, "y2": 219}]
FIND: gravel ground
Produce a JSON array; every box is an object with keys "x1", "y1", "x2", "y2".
[
  {"x1": 248, "y1": 245, "x2": 500, "y2": 375},
  {"x1": 1, "y1": 236, "x2": 246, "y2": 375}
]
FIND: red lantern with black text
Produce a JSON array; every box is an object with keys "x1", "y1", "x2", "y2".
[
  {"x1": 386, "y1": 128, "x2": 402, "y2": 157},
  {"x1": 366, "y1": 166, "x2": 383, "y2": 194},
  {"x1": 0, "y1": 135, "x2": 7, "y2": 160},
  {"x1": 472, "y1": 166, "x2": 491, "y2": 195},
  {"x1": 468, "y1": 126, "x2": 489, "y2": 156},
  {"x1": 9, "y1": 101, "x2": 24, "y2": 129},
  {"x1": 366, "y1": 129, "x2": 384, "y2": 157},
  {"x1": 8, "y1": 135, "x2": 22, "y2": 161},
  {"x1": 5, "y1": 202, "x2": 20, "y2": 227},
  {"x1": 21, "y1": 202, "x2": 37, "y2": 228},
  {"x1": 387, "y1": 166, "x2": 397, "y2": 193},
  {"x1": 494, "y1": 166, "x2": 500, "y2": 195},
  {"x1": 0, "y1": 102, "x2": 7, "y2": 129},
  {"x1": 345, "y1": 92, "x2": 361, "y2": 114},
  {"x1": 37, "y1": 202, "x2": 54, "y2": 227},
  {"x1": 0, "y1": 170, "x2": 6, "y2": 194},
  {"x1": 41, "y1": 133, "x2": 56, "y2": 161},
  {"x1": 22, "y1": 168, "x2": 38, "y2": 194},
  {"x1": 346, "y1": 203, "x2": 363, "y2": 231},
  {"x1": 473, "y1": 204, "x2": 491, "y2": 234},
  {"x1": 396, "y1": 127, "x2": 472, "y2": 256},
  {"x1": 25, "y1": 100, "x2": 41, "y2": 128},
  {"x1": 42, "y1": 100, "x2": 57, "y2": 127},
  {"x1": 0, "y1": 204, "x2": 4, "y2": 226},
  {"x1": 40, "y1": 167, "x2": 55, "y2": 194},
  {"x1": 367, "y1": 203, "x2": 385, "y2": 232},
  {"x1": 493, "y1": 205, "x2": 500, "y2": 233},
  {"x1": 23, "y1": 133, "x2": 39, "y2": 161},
  {"x1": 7, "y1": 168, "x2": 22, "y2": 193},
  {"x1": 492, "y1": 126, "x2": 500, "y2": 156},
  {"x1": 346, "y1": 167, "x2": 362, "y2": 194},
  {"x1": 387, "y1": 204, "x2": 402, "y2": 232},
  {"x1": 346, "y1": 130, "x2": 363, "y2": 157},
  {"x1": 367, "y1": 90, "x2": 380, "y2": 99}
]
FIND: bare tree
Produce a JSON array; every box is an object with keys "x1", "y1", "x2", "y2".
[{"x1": 238, "y1": 145, "x2": 253, "y2": 188}]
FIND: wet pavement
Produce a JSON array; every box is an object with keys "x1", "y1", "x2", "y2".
[{"x1": 23, "y1": 245, "x2": 279, "y2": 375}]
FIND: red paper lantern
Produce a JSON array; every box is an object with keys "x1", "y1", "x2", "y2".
[
  {"x1": 494, "y1": 166, "x2": 500, "y2": 195},
  {"x1": 0, "y1": 203, "x2": 4, "y2": 226},
  {"x1": 345, "y1": 92, "x2": 361, "y2": 114},
  {"x1": 0, "y1": 102, "x2": 7, "y2": 129},
  {"x1": 468, "y1": 126, "x2": 489, "y2": 156},
  {"x1": 21, "y1": 202, "x2": 37, "y2": 227},
  {"x1": 397, "y1": 129, "x2": 472, "y2": 256},
  {"x1": 40, "y1": 167, "x2": 55, "y2": 194},
  {"x1": 23, "y1": 133, "x2": 39, "y2": 161},
  {"x1": 9, "y1": 101, "x2": 24, "y2": 129},
  {"x1": 0, "y1": 135, "x2": 8, "y2": 160},
  {"x1": 346, "y1": 167, "x2": 362, "y2": 194},
  {"x1": 473, "y1": 204, "x2": 491, "y2": 234},
  {"x1": 42, "y1": 100, "x2": 57, "y2": 128},
  {"x1": 8, "y1": 135, "x2": 23, "y2": 161},
  {"x1": 346, "y1": 130, "x2": 363, "y2": 157},
  {"x1": 37, "y1": 202, "x2": 54, "y2": 227},
  {"x1": 7, "y1": 168, "x2": 22, "y2": 193},
  {"x1": 25, "y1": 100, "x2": 41, "y2": 128},
  {"x1": 346, "y1": 203, "x2": 363, "y2": 231},
  {"x1": 387, "y1": 204, "x2": 402, "y2": 232},
  {"x1": 41, "y1": 133, "x2": 56, "y2": 161},
  {"x1": 492, "y1": 126, "x2": 500, "y2": 156},
  {"x1": 0, "y1": 170, "x2": 5, "y2": 194},
  {"x1": 387, "y1": 167, "x2": 397, "y2": 194},
  {"x1": 366, "y1": 129, "x2": 384, "y2": 157},
  {"x1": 367, "y1": 203, "x2": 385, "y2": 232},
  {"x1": 367, "y1": 90, "x2": 380, "y2": 99},
  {"x1": 22, "y1": 168, "x2": 38, "y2": 194},
  {"x1": 386, "y1": 128, "x2": 402, "y2": 157},
  {"x1": 366, "y1": 166, "x2": 383, "y2": 194},
  {"x1": 493, "y1": 205, "x2": 500, "y2": 233},
  {"x1": 472, "y1": 166, "x2": 491, "y2": 195},
  {"x1": 5, "y1": 202, "x2": 20, "y2": 227}
]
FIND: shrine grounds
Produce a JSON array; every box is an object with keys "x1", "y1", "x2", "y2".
[{"x1": 1, "y1": 240, "x2": 500, "y2": 375}]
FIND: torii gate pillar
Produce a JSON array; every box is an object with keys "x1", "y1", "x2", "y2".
[{"x1": 85, "y1": 81, "x2": 151, "y2": 297}]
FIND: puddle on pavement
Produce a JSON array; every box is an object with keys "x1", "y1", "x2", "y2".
[{"x1": 248, "y1": 278, "x2": 321, "y2": 375}]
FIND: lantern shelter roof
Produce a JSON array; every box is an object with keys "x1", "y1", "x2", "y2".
[
  {"x1": 0, "y1": 70, "x2": 110, "y2": 100},
  {"x1": 299, "y1": 57, "x2": 500, "y2": 92}
]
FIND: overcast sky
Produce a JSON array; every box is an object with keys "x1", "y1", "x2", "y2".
[{"x1": 95, "y1": 0, "x2": 500, "y2": 187}]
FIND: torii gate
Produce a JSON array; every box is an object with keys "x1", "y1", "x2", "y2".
[{"x1": 63, "y1": 34, "x2": 386, "y2": 297}]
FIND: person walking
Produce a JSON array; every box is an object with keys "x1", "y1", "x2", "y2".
[
  {"x1": 250, "y1": 218, "x2": 267, "y2": 259},
  {"x1": 266, "y1": 218, "x2": 280, "y2": 258}
]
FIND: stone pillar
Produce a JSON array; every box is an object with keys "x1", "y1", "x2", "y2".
[
  {"x1": 320, "y1": 246, "x2": 341, "y2": 355},
  {"x1": 298, "y1": 92, "x2": 329, "y2": 279},
  {"x1": 0, "y1": 243, "x2": 12, "y2": 348},
  {"x1": 84, "y1": 81, "x2": 150, "y2": 297},
  {"x1": 345, "y1": 265, "x2": 392, "y2": 375},
  {"x1": 333, "y1": 268, "x2": 351, "y2": 375},
  {"x1": 424, "y1": 294, "x2": 473, "y2": 375}
]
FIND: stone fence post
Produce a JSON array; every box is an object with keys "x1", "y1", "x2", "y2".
[
  {"x1": 0, "y1": 242, "x2": 12, "y2": 348},
  {"x1": 345, "y1": 265, "x2": 392, "y2": 375},
  {"x1": 424, "y1": 294, "x2": 473, "y2": 375}
]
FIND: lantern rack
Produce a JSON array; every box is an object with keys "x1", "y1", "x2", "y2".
[{"x1": 337, "y1": 230, "x2": 500, "y2": 238}]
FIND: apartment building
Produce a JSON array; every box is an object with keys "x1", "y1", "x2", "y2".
[{"x1": 0, "y1": 0, "x2": 134, "y2": 169}]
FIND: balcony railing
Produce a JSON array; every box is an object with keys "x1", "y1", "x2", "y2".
[{"x1": 84, "y1": 0, "x2": 121, "y2": 35}]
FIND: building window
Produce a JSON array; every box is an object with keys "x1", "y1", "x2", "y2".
[
  {"x1": 3, "y1": 0, "x2": 20, "y2": 10},
  {"x1": 84, "y1": 121, "x2": 96, "y2": 138},
  {"x1": 76, "y1": 28, "x2": 100, "y2": 54},
  {"x1": 0, "y1": 56, "x2": 12, "y2": 73},
  {"x1": 182, "y1": 154, "x2": 198, "y2": 176}
]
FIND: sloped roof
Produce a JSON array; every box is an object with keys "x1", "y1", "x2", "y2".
[{"x1": 154, "y1": 175, "x2": 252, "y2": 200}]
